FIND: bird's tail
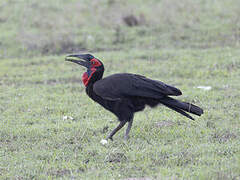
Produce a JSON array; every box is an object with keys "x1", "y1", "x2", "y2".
[{"x1": 159, "y1": 97, "x2": 203, "y2": 120}]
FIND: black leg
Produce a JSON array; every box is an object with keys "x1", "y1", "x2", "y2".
[
  {"x1": 125, "y1": 119, "x2": 133, "y2": 140},
  {"x1": 106, "y1": 120, "x2": 127, "y2": 140}
]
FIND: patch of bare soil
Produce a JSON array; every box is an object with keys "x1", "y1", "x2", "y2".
[
  {"x1": 155, "y1": 120, "x2": 175, "y2": 128},
  {"x1": 105, "y1": 152, "x2": 127, "y2": 163}
]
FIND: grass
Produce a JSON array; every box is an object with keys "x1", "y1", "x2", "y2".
[
  {"x1": 0, "y1": 48, "x2": 240, "y2": 179},
  {"x1": 0, "y1": 0, "x2": 240, "y2": 58},
  {"x1": 0, "y1": 0, "x2": 240, "y2": 179}
]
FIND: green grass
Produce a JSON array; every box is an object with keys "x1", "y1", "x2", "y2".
[
  {"x1": 0, "y1": 48, "x2": 240, "y2": 179},
  {"x1": 0, "y1": 0, "x2": 240, "y2": 58},
  {"x1": 1, "y1": 0, "x2": 240, "y2": 179}
]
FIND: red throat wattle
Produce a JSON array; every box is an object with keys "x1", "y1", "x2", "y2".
[
  {"x1": 82, "y1": 68, "x2": 96, "y2": 86},
  {"x1": 82, "y1": 72, "x2": 89, "y2": 86}
]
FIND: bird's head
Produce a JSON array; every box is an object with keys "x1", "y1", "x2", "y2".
[{"x1": 65, "y1": 54, "x2": 104, "y2": 86}]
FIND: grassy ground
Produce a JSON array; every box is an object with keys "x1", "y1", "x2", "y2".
[
  {"x1": 0, "y1": 0, "x2": 240, "y2": 58},
  {"x1": 0, "y1": 0, "x2": 240, "y2": 179},
  {"x1": 0, "y1": 49, "x2": 240, "y2": 179}
]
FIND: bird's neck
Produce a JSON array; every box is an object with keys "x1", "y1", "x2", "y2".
[
  {"x1": 85, "y1": 82, "x2": 102, "y2": 103},
  {"x1": 82, "y1": 69, "x2": 104, "y2": 87}
]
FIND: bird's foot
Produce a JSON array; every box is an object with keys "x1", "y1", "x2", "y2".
[{"x1": 106, "y1": 136, "x2": 113, "y2": 141}]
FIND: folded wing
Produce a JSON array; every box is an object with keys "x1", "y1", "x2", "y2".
[{"x1": 93, "y1": 73, "x2": 182, "y2": 100}]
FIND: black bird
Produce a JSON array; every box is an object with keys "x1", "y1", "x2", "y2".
[{"x1": 65, "y1": 54, "x2": 203, "y2": 140}]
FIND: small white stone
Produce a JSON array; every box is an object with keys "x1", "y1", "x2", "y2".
[
  {"x1": 68, "y1": 116, "x2": 74, "y2": 120},
  {"x1": 63, "y1": 116, "x2": 68, "y2": 120},
  {"x1": 100, "y1": 139, "x2": 108, "y2": 145},
  {"x1": 63, "y1": 115, "x2": 74, "y2": 120},
  {"x1": 197, "y1": 86, "x2": 212, "y2": 91}
]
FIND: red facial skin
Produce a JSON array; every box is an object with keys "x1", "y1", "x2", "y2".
[{"x1": 82, "y1": 58, "x2": 101, "y2": 86}]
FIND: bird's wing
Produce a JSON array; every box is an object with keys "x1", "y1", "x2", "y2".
[{"x1": 93, "y1": 73, "x2": 182, "y2": 100}]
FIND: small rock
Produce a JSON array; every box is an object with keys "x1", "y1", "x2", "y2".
[
  {"x1": 68, "y1": 116, "x2": 74, "y2": 120},
  {"x1": 62, "y1": 116, "x2": 74, "y2": 120},
  {"x1": 123, "y1": 15, "x2": 139, "y2": 27},
  {"x1": 100, "y1": 139, "x2": 108, "y2": 145},
  {"x1": 197, "y1": 86, "x2": 212, "y2": 91}
]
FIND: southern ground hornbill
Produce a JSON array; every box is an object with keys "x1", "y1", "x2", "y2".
[{"x1": 65, "y1": 54, "x2": 203, "y2": 140}]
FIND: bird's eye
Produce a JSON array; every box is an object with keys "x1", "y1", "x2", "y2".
[{"x1": 91, "y1": 61, "x2": 95, "y2": 65}]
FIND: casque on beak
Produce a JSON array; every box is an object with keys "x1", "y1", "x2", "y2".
[{"x1": 65, "y1": 54, "x2": 91, "y2": 68}]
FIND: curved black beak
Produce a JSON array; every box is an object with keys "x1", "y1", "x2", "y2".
[{"x1": 65, "y1": 54, "x2": 91, "y2": 68}]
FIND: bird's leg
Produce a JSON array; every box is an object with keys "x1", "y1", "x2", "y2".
[
  {"x1": 106, "y1": 120, "x2": 127, "y2": 141},
  {"x1": 124, "y1": 118, "x2": 133, "y2": 140}
]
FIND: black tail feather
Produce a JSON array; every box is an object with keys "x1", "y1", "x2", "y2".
[
  {"x1": 162, "y1": 103, "x2": 195, "y2": 120},
  {"x1": 159, "y1": 96, "x2": 203, "y2": 118}
]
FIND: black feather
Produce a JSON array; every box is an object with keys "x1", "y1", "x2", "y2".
[{"x1": 67, "y1": 54, "x2": 204, "y2": 140}]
